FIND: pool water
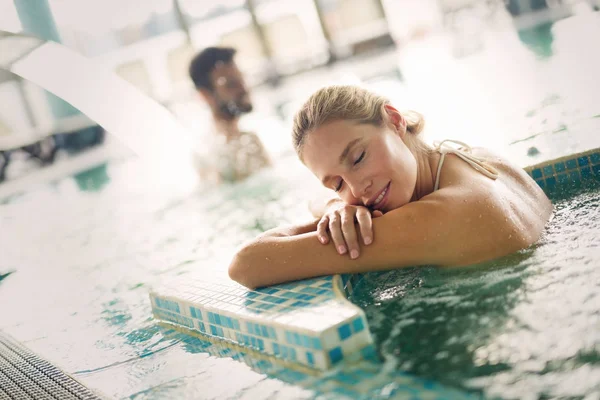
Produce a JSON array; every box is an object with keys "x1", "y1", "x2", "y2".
[
  {"x1": 1, "y1": 10, "x2": 600, "y2": 400},
  {"x1": 352, "y1": 181, "x2": 600, "y2": 399}
]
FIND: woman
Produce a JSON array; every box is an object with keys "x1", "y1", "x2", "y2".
[{"x1": 229, "y1": 86, "x2": 553, "y2": 289}]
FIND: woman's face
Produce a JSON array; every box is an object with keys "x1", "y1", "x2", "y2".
[{"x1": 302, "y1": 108, "x2": 418, "y2": 213}]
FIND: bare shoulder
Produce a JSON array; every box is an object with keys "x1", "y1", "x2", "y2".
[{"x1": 437, "y1": 146, "x2": 553, "y2": 246}]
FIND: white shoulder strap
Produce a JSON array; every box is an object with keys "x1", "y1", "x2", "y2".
[{"x1": 433, "y1": 139, "x2": 499, "y2": 191}]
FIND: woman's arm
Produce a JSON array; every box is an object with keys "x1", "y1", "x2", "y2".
[{"x1": 229, "y1": 186, "x2": 531, "y2": 288}]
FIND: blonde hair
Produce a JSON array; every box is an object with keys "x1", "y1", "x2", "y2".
[{"x1": 292, "y1": 85, "x2": 426, "y2": 156}]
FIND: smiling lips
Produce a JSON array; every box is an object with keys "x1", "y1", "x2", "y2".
[{"x1": 368, "y1": 182, "x2": 390, "y2": 210}]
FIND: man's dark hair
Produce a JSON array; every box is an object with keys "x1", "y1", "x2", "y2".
[{"x1": 189, "y1": 46, "x2": 237, "y2": 90}]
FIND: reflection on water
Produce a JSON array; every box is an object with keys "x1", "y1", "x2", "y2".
[{"x1": 352, "y1": 181, "x2": 600, "y2": 398}]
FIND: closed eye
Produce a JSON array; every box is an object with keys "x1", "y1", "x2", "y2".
[
  {"x1": 353, "y1": 151, "x2": 365, "y2": 165},
  {"x1": 334, "y1": 180, "x2": 343, "y2": 192}
]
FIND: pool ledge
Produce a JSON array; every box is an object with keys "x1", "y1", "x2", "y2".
[{"x1": 150, "y1": 273, "x2": 369, "y2": 371}]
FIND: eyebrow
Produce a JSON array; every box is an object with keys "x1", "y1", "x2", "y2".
[{"x1": 321, "y1": 138, "x2": 363, "y2": 186}]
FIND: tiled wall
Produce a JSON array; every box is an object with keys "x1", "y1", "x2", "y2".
[{"x1": 525, "y1": 148, "x2": 600, "y2": 192}]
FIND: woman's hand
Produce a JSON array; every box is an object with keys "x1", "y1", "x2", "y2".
[{"x1": 316, "y1": 201, "x2": 383, "y2": 259}]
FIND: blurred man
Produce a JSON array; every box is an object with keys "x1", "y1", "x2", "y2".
[{"x1": 189, "y1": 47, "x2": 271, "y2": 183}]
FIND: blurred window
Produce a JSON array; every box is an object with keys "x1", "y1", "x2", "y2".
[{"x1": 48, "y1": 0, "x2": 178, "y2": 56}]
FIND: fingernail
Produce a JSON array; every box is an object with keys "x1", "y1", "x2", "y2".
[
  {"x1": 364, "y1": 236, "x2": 372, "y2": 245},
  {"x1": 319, "y1": 236, "x2": 327, "y2": 244},
  {"x1": 338, "y1": 245, "x2": 347, "y2": 254},
  {"x1": 350, "y1": 250, "x2": 359, "y2": 259}
]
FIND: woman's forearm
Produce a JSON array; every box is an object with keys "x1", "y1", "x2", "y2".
[{"x1": 257, "y1": 219, "x2": 319, "y2": 239}]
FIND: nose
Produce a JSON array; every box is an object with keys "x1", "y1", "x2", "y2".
[{"x1": 347, "y1": 178, "x2": 372, "y2": 203}]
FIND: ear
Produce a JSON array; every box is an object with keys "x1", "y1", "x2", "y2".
[{"x1": 383, "y1": 105, "x2": 407, "y2": 137}]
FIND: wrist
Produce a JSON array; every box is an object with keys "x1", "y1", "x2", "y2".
[{"x1": 324, "y1": 197, "x2": 344, "y2": 212}]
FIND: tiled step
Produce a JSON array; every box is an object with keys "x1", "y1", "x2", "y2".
[{"x1": 150, "y1": 272, "x2": 367, "y2": 371}]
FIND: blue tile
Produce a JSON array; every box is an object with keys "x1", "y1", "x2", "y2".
[
  {"x1": 361, "y1": 344, "x2": 379, "y2": 361},
  {"x1": 306, "y1": 351, "x2": 314, "y2": 366},
  {"x1": 232, "y1": 319, "x2": 240, "y2": 330},
  {"x1": 198, "y1": 322, "x2": 205, "y2": 333},
  {"x1": 210, "y1": 325, "x2": 218, "y2": 336},
  {"x1": 190, "y1": 307, "x2": 196, "y2": 318},
  {"x1": 569, "y1": 171, "x2": 581, "y2": 182},
  {"x1": 289, "y1": 347, "x2": 297, "y2": 360},
  {"x1": 296, "y1": 294, "x2": 315, "y2": 301},
  {"x1": 335, "y1": 372, "x2": 357, "y2": 384},
  {"x1": 268, "y1": 327, "x2": 276, "y2": 339},
  {"x1": 260, "y1": 326, "x2": 269, "y2": 338},
  {"x1": 257, "y1": 339, "x2": 265, "y2": 351},
  {"x1": 546, "y1": 176, "x2": 557, "y2": 187},
  {"x1": 257, "y1": 288, "x2": 279, "y2": 295},
  {"x1": 352, "y1": 317, "x2": 365, "y2": 333},
  {"x1": 246, "y1": 291, "x2": 260, "y2": 298},
  {"x1": 542, "y1": 165, "x2": 554, "y2": 176},
  {"x1": 578, "y1": 156, "x2": 589, "y2": 167},
  {"x1": 554, "y1": 162, "x2": 566, "y2": 173},
  {"x1": 557, "y1": 173, "x2": 569, "y2": 184},
  {"x1": 319, "y1": 282, "x2": 332, "y2": 288},
  {"x1": 291, "y1": 301, "x2": 311, "y2": 308},
  {"x1": 590, "y1": 152, "x2": 600, "y2": 165},
  {"x1": 328, "y1": 347, "x2": 343, "y2": 364},
  {"x1": 208, "y1": 312, "x2": 215, "y2": 324},
  {"x1": 285, "y1": 331, "x2": 293, "y2": 345},
  {"x1": 311, "y1": 338, "x2": 322, "y2": 350},
  {"x1": 293, "y1": 332, "x2": 301, "y2": 346},
  {"x1": 581, "y1": 167, "x2": 592, "y2": 179},
  {"x1": 338, "y1": 324, "x2": 352, "y2": 340},
  {"x1": 593, "y1": 164, "x2": 600, "y2": 176},
  {"x1": 566, "y1": 159, "x2": 577, "y2": 170},
  {"x1": 531, "y1": 168, "x2": 543, "y2": 179},
  {"x1": 301, "y1": 335, "x2": 311, "y2": 348},
  {"x1": 535, "y1": 180, "x2": 545, "y2": 190}
]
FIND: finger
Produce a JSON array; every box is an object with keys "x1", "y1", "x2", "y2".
[
  {"x1": 317, "y1": 217, "x2": 329, "y2": 244},
  {"x1": 341, "y1": 212, "x2": 359, "y2": 259},
  {"x1": 372, "y1": 210, "x2": 384, "y2": 218},
  {"x1": 356, "y1": 208, "x2": 373, "y2": 245},
  {"x1": 328, "y1": 213, "x2": 347, "y2": 255}
]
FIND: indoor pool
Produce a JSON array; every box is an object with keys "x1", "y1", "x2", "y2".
[{"x1": 1, "y1": 10, "x2": 600, "y2": 400}]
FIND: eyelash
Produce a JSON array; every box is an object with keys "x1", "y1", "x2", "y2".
[{"x1": 334, "y1": 151, "x2": 366, "y2": 192}]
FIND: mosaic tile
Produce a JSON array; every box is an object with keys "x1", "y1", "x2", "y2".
[
  {"x1": 151, "y1": 273, "x2": 371, "y2": 370},
  {"x1": 526, "y1": 148, "x2": 600, "y2": 193}
]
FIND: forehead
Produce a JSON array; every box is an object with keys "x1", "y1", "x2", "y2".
[
  {"x1": 302, "y1": 120, "x2": 366, "y2": 173},
  {"x1": 210, "y1": 62, "x2": 242, "y2": 81}
]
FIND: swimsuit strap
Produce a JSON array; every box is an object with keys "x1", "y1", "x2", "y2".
[{"x1": 433, "y1": 139, "x2": 499, "y2": 191}]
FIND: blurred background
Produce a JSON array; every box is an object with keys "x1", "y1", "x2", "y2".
[{"x1": 1, "y1": 0, "x2": 598, "y2": 193}]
